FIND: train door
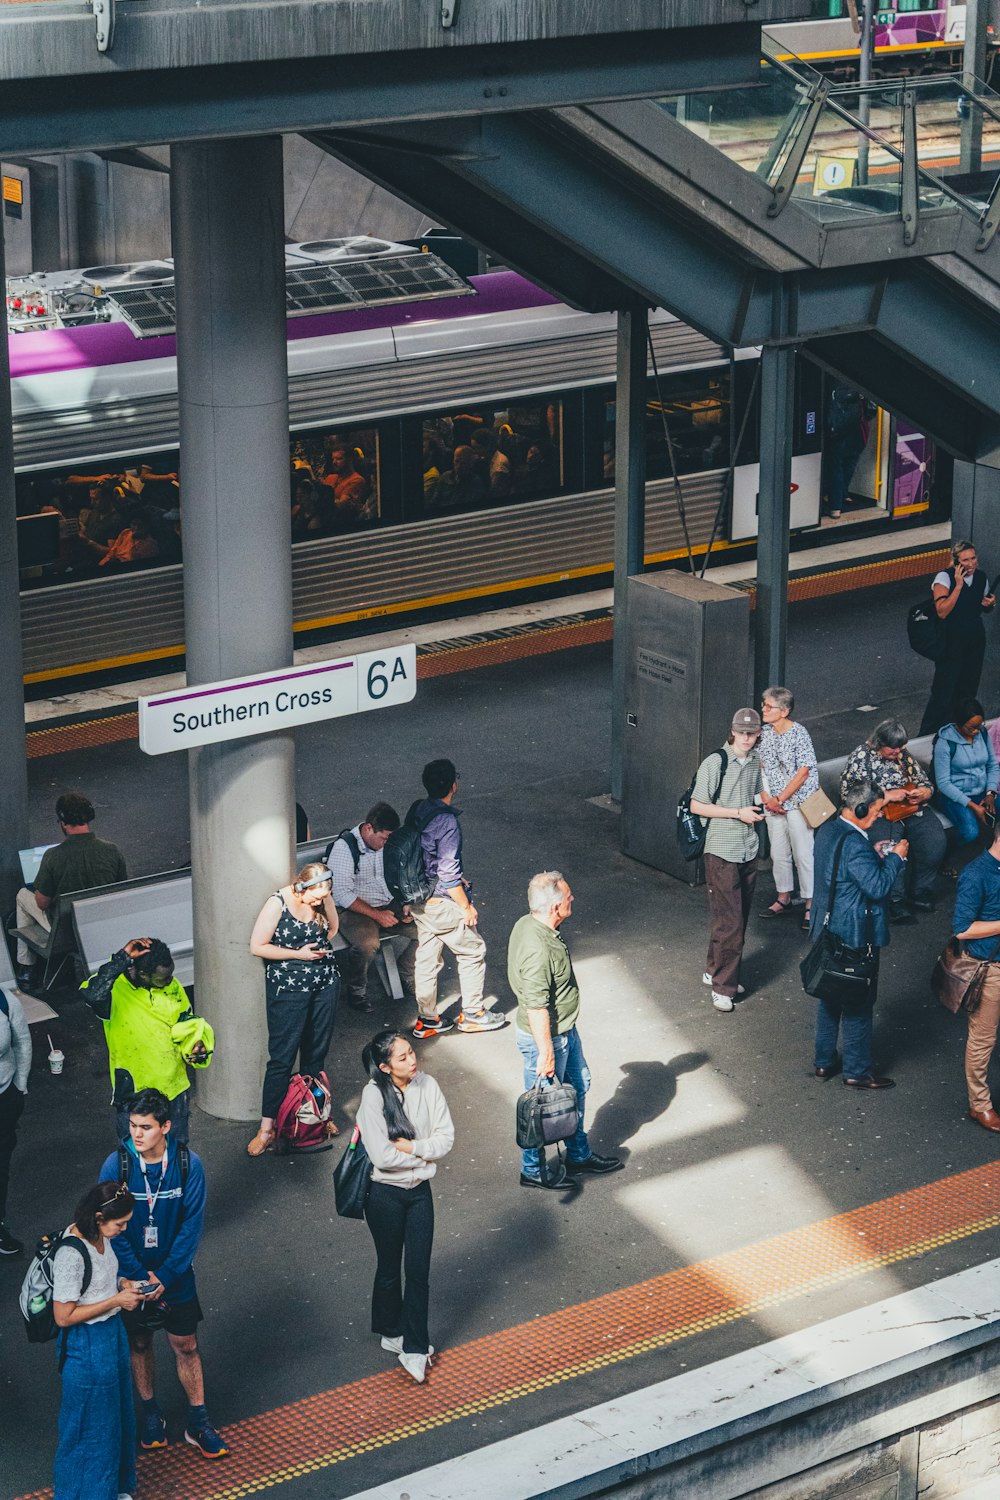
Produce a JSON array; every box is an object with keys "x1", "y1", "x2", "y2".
[{"x1": 728, "y1": 355, "x2": 823, "y2": 541}]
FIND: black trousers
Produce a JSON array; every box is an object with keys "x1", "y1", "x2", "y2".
[
  {"x1": 868, "y1": 808, "x2": 946, "y2": 902},
  {"x1": 364, "y1": 1178, "x2": 434, "y2": 1354},
  {"x1": 920, "y1": 633, "x2": 986, "y2": 736},
  {"x1": 261, "y1": 977, "x2": 339, "y2": 1118},
  {"x1": 0, "y1": 1081, "x2": 26, "y2": 1224}
]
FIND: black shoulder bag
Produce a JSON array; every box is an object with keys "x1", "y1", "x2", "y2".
[{"x1": 800, "y1": 832, "x2": 879, "y2": 1008}]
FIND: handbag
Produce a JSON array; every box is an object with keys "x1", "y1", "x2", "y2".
[
  {"x1": 931, "y1": 935, "x2": 1000, "y2": 1015},
  {"x1": 798, "y1": 787, "x2": 837, "y2": 831},
  {"x1": 515, "y1": 1078, "x2": 579, "y2": 1150},
  {"x1": 332, "y1": 1125, "x2": 373, "y2": 1219},
  {"x1": 800, "y1": 832, "x2": 879, "y2": 1008}
]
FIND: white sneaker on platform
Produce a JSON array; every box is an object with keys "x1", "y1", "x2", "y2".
[
  {"x1": 381, "y1": 1336, "x2": 434, "y2": 1356},
  {"x1": 399, "y1": 1351, "x2": 430, "y2": 1383},
  {"x1": 702, "y1": 973, "x2": 744, "y2": 996},
  {"x1": 712, "y1": 991, "x2": 735, "y2": 1012}
]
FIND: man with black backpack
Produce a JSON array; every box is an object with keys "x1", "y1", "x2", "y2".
[
  {"x1": 403, "y1": 758, "x2": 505, "y2": 1039},
  {"x1": 326, "y1": 803, "x2": 417, "y2": 1012},
  {"x1": 98, "y1": 1087, "x2": 230, "y2": 1462}
]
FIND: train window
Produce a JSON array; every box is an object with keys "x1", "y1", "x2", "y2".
[
  {"x1": 421, "y1": 399, "x2": 564, "y2": 517},
  {"x1": 602, "y1": 369, "x2": 731, "y2": 482},
  {"x1": 289, "y1": 426, "x2": 381, "y2": 536}
]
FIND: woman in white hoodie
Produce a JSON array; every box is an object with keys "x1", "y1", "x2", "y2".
[{"x1": 356, "y1": 1030, "x2": 455, "y2": 1384}]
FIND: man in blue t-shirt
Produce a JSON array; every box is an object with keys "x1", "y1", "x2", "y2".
[
  {"x1": 954, "y1": 823, "x2": 1000, "y2": 1132},
  {"x1": 98, "y1": 1087, "x2": 230, "y2": 1461}
]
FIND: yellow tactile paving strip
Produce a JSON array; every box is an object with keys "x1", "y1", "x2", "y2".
[{"x1": 14, "y1": 1156, "x2": 1000, "y2": 1500}]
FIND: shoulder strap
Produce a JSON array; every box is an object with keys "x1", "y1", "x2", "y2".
[
  {"x1": 821, "y1": 830, "x2": 852, "y2": 930},
  {"x1": 54, "y1": 1235, "x2": 93, "y2": 1294},
  {"x1": 178, "y1": 1143, "x2": 190, "y2": 1188},
  {"x1": 325, "y1": 831, "x2": 361, "y2": 872},
  {"x1": 709, "y1": 748, "x2": 728, "y2": 806},
  {"x1": 0, "y1": 992, "x2": 8, "y2": 1019},
  {"x1": 117, "y1": 1144, "x2": 129, "y2": 1184}
]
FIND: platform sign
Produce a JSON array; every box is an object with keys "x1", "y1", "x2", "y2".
[
  {"x1": 813, "y1": 155, "x2": 857, "y2": 196},
  {"x1": 138, "y1": 645, "x2": 416, "y2": 755}
]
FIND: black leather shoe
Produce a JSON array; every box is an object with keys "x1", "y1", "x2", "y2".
[
  {"x1": 908, "y1": 896, "x2": 936, "y2": 913},
  {"x1": 565, "y1": 1153, "x2": 624, "y2": 1175},
  {"x1": 843, "y1": 1075, "x2": 896, "y2": 1090},
  {"x1": 814, "y1": 1063, "x2": 842, "y2": 1080},
  {"x1": 347, "y1": 996, "x2": 373, "y2": 1013},
  {"x1": 519, "y1": 1167, "x2": 571, "y2": 1190},
  {"x1": 889, "y1": 902, "x2": 916, "y2": 925}
]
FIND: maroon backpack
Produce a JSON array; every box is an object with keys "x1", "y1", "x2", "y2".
[{"x1": 274, "y1": 1073, "x2": 334, "y2": 1151}]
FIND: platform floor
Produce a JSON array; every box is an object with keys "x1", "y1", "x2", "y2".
[{"x1": 4, "y1": 565, "x2": 1000, "y2": 1500}]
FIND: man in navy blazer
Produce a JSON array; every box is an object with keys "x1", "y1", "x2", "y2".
[{"x1": 809, "y1": 778, "x2": 908, "y2": 1090}]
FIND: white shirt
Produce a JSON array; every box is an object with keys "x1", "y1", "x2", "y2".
[
  {"x1": 934, "y1": 570, "x2": 973, "y2": 590},
  {"x1": 356, "y1": 1072, "x2": 455, "y2": 1188},
  {"x1": 329, "y1": 825, "x2": 392, "y2": 910},
  {"x1": 52, "y1": 1229, "x2": 120, "y2": 1322}
]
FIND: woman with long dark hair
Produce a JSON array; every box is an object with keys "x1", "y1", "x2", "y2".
[
  {"x1": 52, "y1": 1180, "x2": 142, "y2": 1500},
  {"x1": 247, "y1": 861, "x2": 341, "y2": 1156},
  {"x1": 356, "y1": 1030, "x2": 454, "y2": 1383}
]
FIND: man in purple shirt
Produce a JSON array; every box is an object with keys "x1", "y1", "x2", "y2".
[{"x1": 408, "y1": 759, "x2": 505, "y2": 1039}]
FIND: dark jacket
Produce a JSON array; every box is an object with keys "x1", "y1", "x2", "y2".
[{"x1": 809, "y1": 817, "x2": 904, "y2": 950}]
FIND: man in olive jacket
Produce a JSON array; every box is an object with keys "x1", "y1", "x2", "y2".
[
  {"x1": 508, "y1": 871, "x2": 622, "y2": 1190},
  {"x1": 809, "y1": 780, "x2": 908, "y2": 1091}
]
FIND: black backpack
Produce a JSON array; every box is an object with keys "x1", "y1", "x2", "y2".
[
  {"x1": 323, "y1": 829, "x2": 362, "y2": 874},
  {"x1": 907, "y1": 594, "x2": 946, "y2": 662},
  {"x1": 117, "y1": 1142, "x2": 190, "y2": 1194},
  {"x1": 676, "y1": 748, "x2": 727, "y2": 862},
  {"x1": 383, "y1": 804, "x2": 436, "y2": 904},
  {"x1": 19, "y1": 1234, "x2": 92, "y2": 1365}
]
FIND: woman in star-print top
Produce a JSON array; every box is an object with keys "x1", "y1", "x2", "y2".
[{"x1": 247, "y1": 862, "x2": 341, "y2": 1157}]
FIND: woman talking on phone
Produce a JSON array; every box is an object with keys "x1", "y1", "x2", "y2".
[
  {"x1": 247, "y1": 862, "x2": 341, "y2": 1157},
  {"x1": 920, "y1": 540, "x2": 996, "y2": 736}
]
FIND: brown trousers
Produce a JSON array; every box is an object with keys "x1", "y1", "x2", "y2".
[
  {"x1": 965, "y1": 964, "x2": 1000, "y2": 1113},
  {"x1": 704, "y1": 853, "x2": 759, "y2": 998}
]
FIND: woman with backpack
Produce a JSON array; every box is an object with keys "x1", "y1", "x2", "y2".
[
  {"x1": 247, "y1": 861, "x2": 342, "y2": 1156},
  {"x1": 51, "y1": 1180, "x2": 143, "y2": 1500},
  {"x1": 933, "y1": 698, "x2": 999, "y2": 849},
  {"x1": 357, "y1": 1029, "x2": 455, "y2": 1384}
]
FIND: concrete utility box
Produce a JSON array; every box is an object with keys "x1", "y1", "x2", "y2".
[{"x1": 621, "y1": 571, "x2": 750, "y2": 884}]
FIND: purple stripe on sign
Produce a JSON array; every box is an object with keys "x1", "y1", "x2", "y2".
[{"x1": 149, "y1": 660, "x2": 354, "y2": 708}]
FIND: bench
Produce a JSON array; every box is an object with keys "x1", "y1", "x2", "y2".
[
  {"x1": 815, "y1": 731, "x2": 954, "y2": 833},
  {"x1": 67, "y1": 837, "x2": 405, "y2": 1001},
  {"x1": 9, "y1": 893, "x2": 89, "y2": 992}
]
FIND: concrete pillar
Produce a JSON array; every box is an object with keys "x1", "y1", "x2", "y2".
[
  {"x1": 610, "y1": 305, "x2": 647, "y2": 804},
  {"x1": 754, "y1": 343, "x2": 795, "y2": 704},
  {"x1": 0, "y1": 215, "x2": 29, "y2": 915},
  {"x1": 171, "y1": 138, "x2": 294, "y2": 1122},
  {"x1": 952, "y1": 455, "x2": 1000, "y2": 550}
]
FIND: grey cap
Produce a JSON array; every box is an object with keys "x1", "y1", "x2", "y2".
[{"x1": 731, "y1": 707, "x2": 762, "y2": 734}]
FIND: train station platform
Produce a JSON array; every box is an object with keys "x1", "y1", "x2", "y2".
[{"x1": 4, "y1": 557, "x2": 1000, "y2": 1500}]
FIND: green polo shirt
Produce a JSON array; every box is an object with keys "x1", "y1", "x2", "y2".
[
  {"x1": 507, "y1": 913, "x2": 581, "y2": 1035},
  {"x1": 34, "y1": 832, "x2": 126, "y2": 901}
]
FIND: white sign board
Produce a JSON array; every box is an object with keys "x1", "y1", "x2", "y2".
[{"x1": 138, "y1": 645, "x2": 416, "y2": 755}]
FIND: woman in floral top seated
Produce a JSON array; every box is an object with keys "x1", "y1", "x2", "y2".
[
  {"x1": 247, "y1": 862, "x2": 341, "y2": 1156},
  {"x1": 758, "y1": 686, "x2": 820, "y2": 931}
]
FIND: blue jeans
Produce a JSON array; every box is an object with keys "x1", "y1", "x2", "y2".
[
  {"x1": 814, "y1": 998, "x2": 874, "y2": 1079},
  {"x1": 54, "y1": 1315, "x2": 136, "y2": 1500},
  {"x1": 515, "y1": 1025, "x2": 591, "y2": 1176},
  {"x1": 932, "y1": 791, "x2": 982, "y2": 847}
]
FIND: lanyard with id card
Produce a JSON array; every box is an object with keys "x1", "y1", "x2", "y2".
[{"x1": 140, "y1": 1147, "x2": 167, "y2": 1250}]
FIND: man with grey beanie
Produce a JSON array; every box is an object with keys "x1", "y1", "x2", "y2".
[{"x1": 690, "y1": 708, "x2": 766, "y2": 1012}]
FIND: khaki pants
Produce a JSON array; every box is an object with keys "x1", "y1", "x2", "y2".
[
  {"x1": 337, "y1": 906, "x2": 416, "y2": 1003},
  {"x1": 411, "y1": 897, "x2": 486, "y2": 1020},
  {"x1": 965, "y1": 964, "x2": 1000, "y2": 1113},
  {"x1": 15, "y1": 887, "x2": 50, "y2": 967}
]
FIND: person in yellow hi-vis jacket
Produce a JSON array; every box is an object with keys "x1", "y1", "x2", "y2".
[{"x1": 82, "y1": 938, "x2": 214, "y2": 1145}]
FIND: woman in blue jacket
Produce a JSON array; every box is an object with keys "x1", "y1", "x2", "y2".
[{"x1": 933, "y1": 698, "x2": 999, "y2": 848}]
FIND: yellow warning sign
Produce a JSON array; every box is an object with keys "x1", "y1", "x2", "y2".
[
  {"x1": 2, "y1": 176, "x2": 23, "y2": 206},
  {"x1": 813, "y1": 155, "x2": 857, "y2": 196}
]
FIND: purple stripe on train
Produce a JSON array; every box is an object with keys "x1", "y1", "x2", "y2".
[
  {"x1": 7, "y1": 270, "x2": 558, "y2": 381},
  {"x1": 894, "y1": 423, "x2": 931, "y2": 508},
  {"x1": 875, "y1": 12, "x2": 948, "y2": 50}
]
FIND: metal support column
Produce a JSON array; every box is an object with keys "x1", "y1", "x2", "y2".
[
  {"x1": 0, "y1": 213, "x2": 28, "y2": 916},
  {"x1": 962, "y1": 0, "x2": 987, "y2": 175},
  {"x1": 171, "y1": 137, "x2": 295, "y2": 1122},
  {"x1": 857, "y1": 0, "x2": 875, "y2": 185},
  {"x1": 754, "y1": 342, "x2": 796, "y2": 705},
  {"x1": 610, "y1": 304, "x2": 647, "y2": 804}
]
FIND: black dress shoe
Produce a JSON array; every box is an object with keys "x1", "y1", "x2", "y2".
[
  {"x1": 519, "y1": 1166, "x2": 571, "y2": 1190},
  {"x1": 889, "y1": 902, "x2": 916, "y2": 925},
  {"x1": 814, "y1": 1063, "x2": 841, "y2": 1080},
  {"x1": 843, "y1": 1075, "x2": 896, "y2": 1090},
  {"x1": 565, "y1": 1153, "x2": 624, "y2": 1175},
  {"x1": 347, "y1": 996, "x2": 373, "y2": 1013},
  {"x1": 908, "y1": 896, "x2": 936, "y2": 913}
]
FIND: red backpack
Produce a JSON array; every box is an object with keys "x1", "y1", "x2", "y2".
[{"x1": 274, "y1": 1073, "x2": 334, "y2": 1152}]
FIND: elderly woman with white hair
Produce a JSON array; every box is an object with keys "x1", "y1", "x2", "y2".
[{"x1": 757, "y1": 685, "x2": 820, "y2": 932}]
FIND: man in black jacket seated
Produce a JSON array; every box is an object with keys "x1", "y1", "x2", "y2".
[{"x1": 809, "y1": 779, "x2": 908, "y2": 1092}]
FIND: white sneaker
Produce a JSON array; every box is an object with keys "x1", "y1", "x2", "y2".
[
  {"x1": 703, "y1": 973, "x2": 744, "y2": 996},
  {"x1": 399, "y1": 1350, "x2": 430, "y2": 1383},
  {"x1": 712, "y1": 991, "x2": 735, "y2": 1012},
  {"x1": 381, "y1": 1335, "x2": 434, "y2": 1356}
]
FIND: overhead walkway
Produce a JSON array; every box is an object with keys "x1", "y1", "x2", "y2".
[{"x1": 317, "y1": 36, "x2": 1000, "y2": 461}]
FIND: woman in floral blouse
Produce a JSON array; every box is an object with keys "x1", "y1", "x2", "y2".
[
  {"x1": 758, "y1": 686, "x2": 820, "y2": 931},
  {"x1": 247, "y1": 862, "x2": 341, "y2": 1156}
]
